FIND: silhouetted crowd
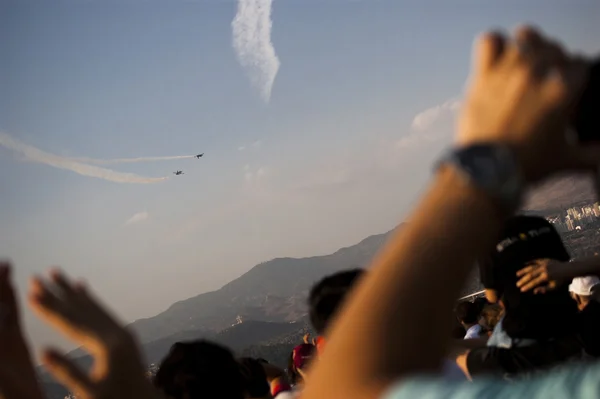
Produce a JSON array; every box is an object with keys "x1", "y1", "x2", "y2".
[{"x1": 2, "y1": 25, "x2": 600, "y2": 399}]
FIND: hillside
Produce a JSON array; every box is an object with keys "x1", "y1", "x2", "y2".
[
  {"x1": 62, "y1": 175, "x2": 597, "y2": 362},
  {"x1": 43, "y1": 180, "x2": 595, "y2": 398},
  {"x1": 524, "y1": 174, "x2": 596, "y2": 211},
  {"x1": 126, "y1": 231, "x2": 393, "y2": 344},
  {"x1": 58, "y1": 320, "x2": 308, "y2": 374},
  {"x1": 105, "y1": 176, "x2": 598, "y2": 347}
]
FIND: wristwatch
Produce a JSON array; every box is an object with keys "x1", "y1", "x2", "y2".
[{"x1": 435, "y1": 143, "x2": 524, "y2": 212}]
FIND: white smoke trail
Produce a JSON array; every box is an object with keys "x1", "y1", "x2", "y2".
[
  {"x1": 232, "y1": 0, "x2": 280, "y2": 103},
  {"x1": 0, "y1": 132, "x2": 169, "y2": 184},
  {"x1": 71, "y1": 155, "x2": 195, "y2": 165}
]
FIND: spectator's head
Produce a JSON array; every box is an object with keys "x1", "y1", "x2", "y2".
[
  {"x1": 309, "y1": 269, "x2": 365, "y2": 334},
  {"x1": 237, "y1": 357, "x2": 270, "y2": 398},
  {"x1": 308, "y1": 269, "x2": 365, "y2": 350},
  {"x1": 569, "y1": 276, "x2": 600, "y2": 311},
  {"x1": 154, "y1": 340, "x2": 245, "y2": 399},
  {"x1": 455, "y1": 301, "x2": 481, "y2": 328},
  {"x1": 479, "y1": 303, "x2": 504, "y2": 335},
  {"x1": 493, "y1": 216, "x2": 570, "y2": 267},
  {"x1": 473, "y1": 297, "x2": 488, "y2": 313}
]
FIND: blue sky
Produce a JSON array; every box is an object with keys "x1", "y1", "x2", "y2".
[{"x1": 1, "y1": 0, "x2": 599, "y2": 354}]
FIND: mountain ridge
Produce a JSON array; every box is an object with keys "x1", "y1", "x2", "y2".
[
  {"x1": 47, "y1": 174, "x2": 594, "y2": 398},
  {"x1": 62, "y1": 175, "x2": 597, "y2": 360},
  {"x1": 124, "y1": 230, "x2": 394, "y2": 345}
]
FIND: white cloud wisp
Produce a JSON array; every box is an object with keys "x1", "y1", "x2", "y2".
[
  {"x1": 232, "y1": 0, "x2": 280, "y2": 103},
  {"x1": 394, "y1": 97, "x2": 462, "y2": 150},
  {"x1": 125, "y1": 211, "x2": 149, "y2": 226},
  {"x1": 0, "y1": 132, "x2": 169, "y2": 184},
  {"x1": 411, "y1": 98, "x2": 461, "y2": 131}
]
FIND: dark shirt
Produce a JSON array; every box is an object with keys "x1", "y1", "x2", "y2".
[
  {"x1": 578, "y1": 300, "x2": 600, "y2": 357},
  {"x1": 479, "y1": 258, "x2": 578, "y2": 340}
]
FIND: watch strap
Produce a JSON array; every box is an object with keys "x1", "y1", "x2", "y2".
[{"x1": 435, "y1": 143, "x2": 524, "y2": 212}]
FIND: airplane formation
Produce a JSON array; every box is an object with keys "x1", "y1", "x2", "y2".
[{"x1": 172, "y1": 154, "x2": 203, "y2": 177}]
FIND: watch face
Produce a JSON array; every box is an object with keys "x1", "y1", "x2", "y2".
[{"x1": 456, "y1": 144, "x2": 522, "y2": 207}]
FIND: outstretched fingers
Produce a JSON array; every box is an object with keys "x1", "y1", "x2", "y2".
[
  {"x1": 29, "y1": 269, "x2": 134, "y2": 360},
  {"x1": 42, "y1": 348, "x2": 95, "y2": 396},
  {"x1": 28, "y1": 274, "x2": 96, "y2": 347},
  {"x1": 474, "y1": 31, "x2": 506, "y2": 72}
]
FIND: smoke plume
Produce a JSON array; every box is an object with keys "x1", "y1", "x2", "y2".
[
  {"x1": 232, "y1": 0, "x2": 280, "y2": 103},
  {"x1": 71, "y1": 155, "x2": 195, "y2": 165},
  {"x1": 0, "y1": 132, "x2": 169, "y2": 184}
]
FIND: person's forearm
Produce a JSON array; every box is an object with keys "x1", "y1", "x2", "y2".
[
  {"x1": 303, "y1": 167, "x2": 510, "y2": 399},
  {"x1": 565, "y1": 258, "x2": 600, "y2": 278}
]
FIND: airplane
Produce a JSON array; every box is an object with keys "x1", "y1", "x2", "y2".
[
  {"x1": 195, "y1": 154, "x2": 204, "y2": 159},
  {"x1": 173, "y1": 171, "x2": 184, "y2": 175}
]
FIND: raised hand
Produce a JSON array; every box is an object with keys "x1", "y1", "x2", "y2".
[
  {"x1": 28, "y1": 269, "x2": 163, "y2": 399},
  {"x1": 457, "y1": 26, "x2": 600, "y2": 183},
  {"x1": 516, "y1": 259, "x2": 566, "y2": 294},
  {"x1": 303, "y1": 333, "x2": 311, "y2": 344},
  {"x1": 0, "y1": 262, "x2": 45, "y2": 399}
]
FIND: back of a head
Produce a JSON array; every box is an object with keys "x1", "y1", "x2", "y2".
[
  {"x1": 473, "y1": 297, "x2": 488, "y2": 314},
  {"x1": 308, "y1": 269, "x2": 365, "y2": 335},
  {"x1": 493, "y1": 215, "x2": 570, "y2": 268},
  {"x1": 153, "y1": 340, "x2": 245, "y2": 399},
  {"x1": 480, "y1": 303, "x2": 504, "y2": 332},
  {"x1": 237, "y1": 357, "x2": 270, "y2": 398},
  {"x1": 455, "y1": 301, "x2": 480, "y2": 325}
]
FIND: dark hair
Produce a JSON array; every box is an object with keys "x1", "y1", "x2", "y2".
[
  {"x1": 308, "y1": 269, "x2": 365, "y2": 334},
  {"x1": 237, "y1": 357, "x2": 270, "y2": 398},
  {"x1": 473, "y1": 297, "x2": 488, "y2": 313},
  {"x1": 480, "y1": 303, "x2": 503, "y2": 332},
  {"x1": 494, "y1": 216, "x2": 570, "y2": 266},
  {"x1": 153, "y1": 340, "x2": 245, "y2": 399},
  {"x1": 455, "y1": 301, "x2": 481, "y2": 325}
]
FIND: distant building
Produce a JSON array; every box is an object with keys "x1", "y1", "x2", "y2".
[{"x1": 565, "y1": 217, "x2": 575, "y2": 231}]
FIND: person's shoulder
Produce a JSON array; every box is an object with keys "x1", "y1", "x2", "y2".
[
  {"x1": 381, "y1": 377, "x2": 497, "y2": 399},
  {"x1": 381, "y1": 362, "x2": 600, "y2": 399}
]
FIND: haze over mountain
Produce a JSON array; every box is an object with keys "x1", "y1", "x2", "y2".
[
  {"x1": 126, "y1": 230, "x2": 394, "y2": 345},
  {"x1": 123, "y1": 175, "x2": 597, "y2": 349},
  {"x1": 61, "y1": 174, "x2": 596, "y2": 361},
  {"x1": 43, "y1": 179, "x2": 594, "y2": 399},
  {"x1": 61, "y1": 230, "x2": 391, "y2": 364},
  {"x1": 524, "y1": 175, "x2": 597, "y2": 211}
]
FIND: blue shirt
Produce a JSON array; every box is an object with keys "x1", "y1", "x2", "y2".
[{"x1": 382, "y1": 361, "x2": 600, "y2": 399}]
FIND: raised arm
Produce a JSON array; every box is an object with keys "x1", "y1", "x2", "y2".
[
  {"x1": 517, "y1": 257, "x2": 600, "y2": 294},
  {"x1": 302, "y1": 26, "x2": 597, "y2": 399}
]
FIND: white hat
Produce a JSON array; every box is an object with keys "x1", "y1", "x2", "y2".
[{"x1": 569, "y1": 276, "x2": 600, "y2": 296}]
